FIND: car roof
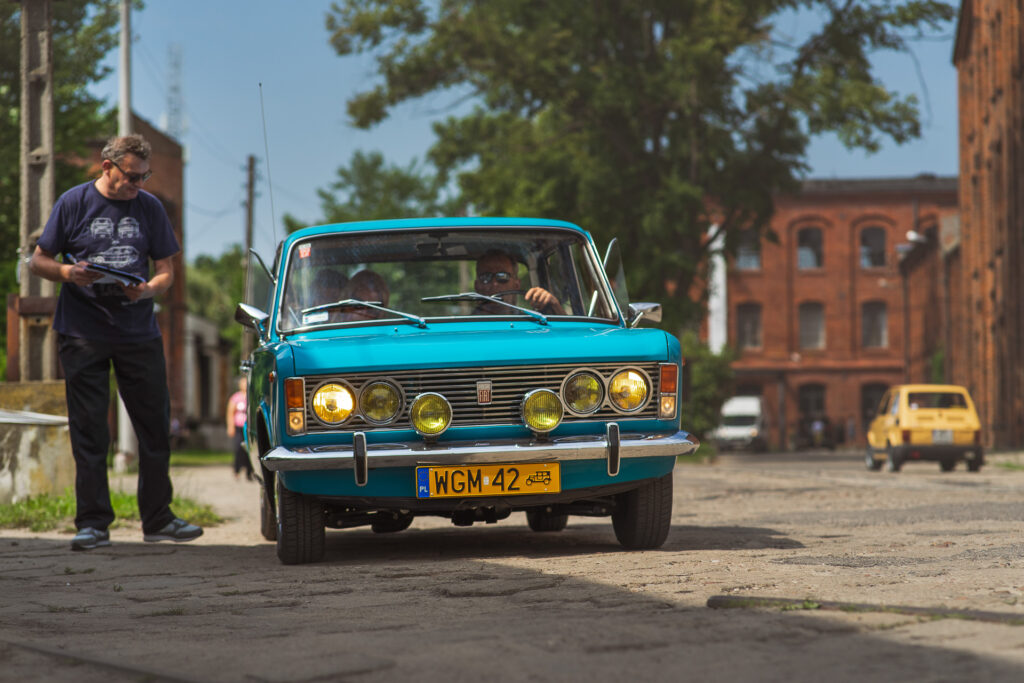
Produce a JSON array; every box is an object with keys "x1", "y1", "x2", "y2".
[
  {"x1": 892, "y1": 384, "x2": 971, "y2": 393},
  {"x1": 287, "y1": 217, "x2": 589, "y2": 242}
]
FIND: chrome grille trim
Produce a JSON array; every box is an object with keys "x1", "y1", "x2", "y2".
[{"x1": 302, "y1": 362, "x2": 662, "y2": 433}]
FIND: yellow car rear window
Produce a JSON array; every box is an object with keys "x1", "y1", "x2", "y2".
[{"x1": 906, "y1": 392, "x2": 968, "y2": 409}]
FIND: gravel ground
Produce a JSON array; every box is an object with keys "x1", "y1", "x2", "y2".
[{"x1": 1, "y1": 452, "x2": 1023, "y2": 682}]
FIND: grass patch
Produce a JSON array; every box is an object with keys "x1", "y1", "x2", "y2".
[
  {"x1": 170, "y1": 449, "x2": 232, "y2": 467},
  {"x1": 996, "y1": 461, "x2": 1024, "y2": 472},
  {"x1": 0, "y1": 488, "x2": 222, "y2": 532}
]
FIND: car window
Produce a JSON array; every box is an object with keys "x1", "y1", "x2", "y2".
[
  {"x1": 906, "y1": 392, "x2": 968, "y2": 410},
  {"x1": 876, "y1": 391, "x2": 891, "y2": 416},
  {"x1": 277, "y1": 228, "x2": 618, "y2": 332},
  {"x1": 889, "y1": 392, "x2": 900, "y2": 416}
]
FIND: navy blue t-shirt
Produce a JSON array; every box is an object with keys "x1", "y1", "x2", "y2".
[{"x1": 37, "y1": 181, "x2": 180, "y2": 343}]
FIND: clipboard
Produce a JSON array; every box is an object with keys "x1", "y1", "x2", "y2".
[{"x1": 83, "y1": 262, "x2": 147, "y2": 287}]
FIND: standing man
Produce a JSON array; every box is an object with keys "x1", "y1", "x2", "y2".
[{"x1": 29, "y1": 134, "x2": 203, "y2": 551}]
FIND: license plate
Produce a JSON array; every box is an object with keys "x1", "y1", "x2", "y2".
[
  {"x1": 933, "y1": 429, "x2": 953, "y2": 444},
  {"x1": 416, "y1": 462, "x2": 560, "y2": 499}
]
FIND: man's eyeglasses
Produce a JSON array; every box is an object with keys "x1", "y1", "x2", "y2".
[
  {"x1": 476, "y1": 271, "x2": 513, "y2": 285},
  {"x1": 109, "y1": 159, "x2": 153, "y2": 184}
]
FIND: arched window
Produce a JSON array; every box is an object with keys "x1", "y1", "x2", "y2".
[
  {"x1": 798, "y1": 383, "x2": 826, "y2": 417},
  {"x1": 736, "y1": 231, "x2": 761, "y2": 270},
  {"x1": 798, "y1": 302, "x2": 825, "y2": 349},
  {"x1": 797, "y1": 227, "x2": 823, "y2": 269},
  {"x1": 736, "y1": 303, "x2": 762, "y2": 349},
  {"x1": 860, "y1": 227, "x2": 886, "y2": 268},
  {"x1": 861, "y1": 301, "x2": 888, "y2": 348}
]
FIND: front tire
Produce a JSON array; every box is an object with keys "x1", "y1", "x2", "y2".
[
  {"x1": 612, "y1": 473, "x2": 673, "y2": 550},
  {"x1": 260, "y1": 478, "x2": 277, "y2": 541},
  {"x1": 967, "y1": 449, "x2": 984, "y2": 472},
  {"x1": 865, "y1": 448, "x2": 882, "y2": 471},
  {"x1": 276, "y1": 478, "x2": 325, "y2": 565},
  {"x1": 526, "y1": 509, "x2": 569, "y2": 532},
  {"x1": 885, "y1": 444, "x2": 902, "y2": 472}
]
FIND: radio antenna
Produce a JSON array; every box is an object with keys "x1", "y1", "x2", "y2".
[{"x1": 258, "y1": 82, "x2": 278, "y2": 247}]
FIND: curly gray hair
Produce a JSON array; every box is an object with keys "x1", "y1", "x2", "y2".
[{"x1": 100, "y1": 134, "x2": 152, "y2": 163}]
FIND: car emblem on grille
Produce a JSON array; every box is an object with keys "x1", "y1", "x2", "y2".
[{"x1": 476, "y1": 380, "x2": 492, "y2": 405}]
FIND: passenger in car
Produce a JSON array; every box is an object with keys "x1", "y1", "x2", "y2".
[
  {"x1": 474, "y1": 250, "x2": 565, "y2": 315},
  {"x1": 340, "y1": 269, "x2": 389, "y2": 321}
]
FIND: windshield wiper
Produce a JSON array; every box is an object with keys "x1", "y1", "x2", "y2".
[
  {"x1": 301, "y1": 299, "x2": 427, "y2": 329},
  {"x1": 422, "y1": 292, "x2": 548, "y2": 326}
]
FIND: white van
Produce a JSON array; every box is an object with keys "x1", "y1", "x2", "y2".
[{"x1": 713, "y1": 396, "x2": 768, "y2": 452}]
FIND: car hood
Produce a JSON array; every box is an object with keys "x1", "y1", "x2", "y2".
[{"x1": 284, "y1": 322, "x2": 673, "y2": 375}]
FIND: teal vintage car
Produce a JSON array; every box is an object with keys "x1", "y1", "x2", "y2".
[{"x1": 236, "y1": 217, "x2": 699, "y2": 564}]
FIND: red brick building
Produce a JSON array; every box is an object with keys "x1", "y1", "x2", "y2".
[
  {"x1": 953, "y1": 0, "x2": 1024, "y2": 448},
  {"x1": 706, "y1": 176, "x2": 959, "y2": 449}
]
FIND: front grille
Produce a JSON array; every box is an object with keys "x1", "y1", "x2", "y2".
[{"x1": 303, "y1": 361, "x2": 662, "y2": 433}]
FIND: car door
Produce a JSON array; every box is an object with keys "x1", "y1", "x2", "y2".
[{"x1": 867, "y1": 390, "x2": 894, "y2": 449}]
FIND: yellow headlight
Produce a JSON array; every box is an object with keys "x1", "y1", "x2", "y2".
[
  {"x1": 609, "y1": 369, "x2": 649, "y2": 412},
  {"x1": 409, "y1": 393, "x2": 452, "y2": 437},
  {"x1": 522, "y1": 389, "x2": 563, "y2": 433},
  {"x1": 563, "y1": 372, "x2": 604, "y2": 414},
  {"x1": 359, "y1": 381, "x2": 402, "y2": 424},
  {"x1": 312, "y1": 382, "x2": 355, "y2": 424}
]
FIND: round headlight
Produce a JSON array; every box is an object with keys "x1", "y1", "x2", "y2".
[
  {"x1": 563, "y1": 371, "x2": 604, "y2": 414},
  {"x1": 409, "y1": 393, "x2": 452, "y2": 437},
  {"x1": 608, "y1": 369, "x2": 649, "y2": 412},
  {"x1": 522, "y1": 389, "x2": 563, "y2": 434},
  {"x1": 312, "y1": 382, "x2": 355, "y2": 424},
  {"x1": 359, "y1": 381, "x2": 402, "y2": 424}
]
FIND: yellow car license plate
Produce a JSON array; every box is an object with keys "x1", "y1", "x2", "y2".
[{"x1": 416, "y1": 462, "x2": 560, "y2": 499}]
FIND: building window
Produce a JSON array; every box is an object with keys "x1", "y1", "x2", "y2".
[
  {"x1": 860, "y1": 227, "x2": 886, "y2": 268},
  {"x1": 798, "y1": 383, "x2": 826, "y2": 416},
  {"x1": 797, "y1": 227, "x2": 823, "y2": 269},
  {"x1": 861, "y1": 301, "x2": 888, "y2": 348},
  {"x1": 736, "y1": 231, "x2": 761, "y2": 270},
  {"x1": 798, "y1": 302, "x2": 825, "y2": 349},
  {"x1": 736, "y1": 303, "x2": 762, "y2": 349}
]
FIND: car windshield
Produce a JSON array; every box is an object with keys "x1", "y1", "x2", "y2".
[
  {"x1": 906, "y1": 392, "x2": 968, "y2": 409},
  {"x1": 722, "y1": 415, "x2": 757, "y2": 427},
  {"x1": 277, "y1": 227, "x2": 619, "y2": 332}
]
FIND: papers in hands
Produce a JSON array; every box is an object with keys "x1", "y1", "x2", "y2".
[{"x1": 83, "y1": 262, "x2": 147, "y2": 287}]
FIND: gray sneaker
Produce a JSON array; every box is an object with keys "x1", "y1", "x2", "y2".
[
  {"x1": 143, "y1": 518, "x2": 203, "y2": 543},
  {"x1": 71, "y1": 527, "x2": 111, "y2": 551}
]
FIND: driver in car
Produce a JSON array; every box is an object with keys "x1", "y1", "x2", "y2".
[{"x1": 474, "y1": 250, "x2": 565, "y2": 315}]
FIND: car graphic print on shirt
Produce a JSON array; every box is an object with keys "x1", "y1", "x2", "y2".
[
  {"x1": 90, "y1": 245, "x2": 139, "y2": 269},
  {"x1": 90, "y1": 217, "x2": 114, "y2": 239},
  {"x1": 117, "y1": 217, "x2": 140, "y2": 240}
]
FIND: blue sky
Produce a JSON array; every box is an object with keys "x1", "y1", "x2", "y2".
[{"x1": 88, "y1": 2, "x2": 960, "y2": 262}]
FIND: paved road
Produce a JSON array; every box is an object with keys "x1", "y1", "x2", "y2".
[{"x1": 2, "y1": 451, "x2": 1023, "y2": 682}]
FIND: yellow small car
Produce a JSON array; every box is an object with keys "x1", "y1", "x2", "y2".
[{"x1": 865, "y1": 384, "x2": 983, "y2": 472}]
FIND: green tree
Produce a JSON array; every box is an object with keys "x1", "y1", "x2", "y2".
[
  {"x1": 680, "y1": 331, "x2": 736, "y2": 441},
  {"x1": 186, "y1": 244, "x2": 246, "y2": 367},
  {"x1": 1, "y1": 1, "x2": 129, "y2": 376},
  {"x1": 285, "y1": 149, "x2": 448, "y2": 232},
  {"x1": 325, "y1": 0, "x2": 955, "y2": 332}
]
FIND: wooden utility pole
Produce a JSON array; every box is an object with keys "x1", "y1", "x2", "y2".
[
  {"x1": 17, "y1": 0, "x2": 57, "y2": 381},
  {"x1": 241, "y1": 155, "x2": 256, "y2": 359}
]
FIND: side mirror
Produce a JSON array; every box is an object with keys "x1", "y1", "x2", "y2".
[
  {"x1": 235, "y1": 302, "x2": 270, "y2": 339},
  {"x1": 627, "y1": 302, "x2": 662, "y2": 328}
]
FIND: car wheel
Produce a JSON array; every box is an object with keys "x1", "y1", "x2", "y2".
[
  {"x1": 371, "y1": 512, "x2": 414, "y2": 533},
  {"x1": 865, "y1": 448, "x2": 882, "y2": 471},
  {"x1": 940, "y1": 459, "x2": 956, "y2": 472},
  {"x1": 276, "y1": 477, "x2": 325, "y2": 565},
  {"x1": 260, "y1": 478, "x2": 277, "y2": 541},
  {"x1": 967, "y1": 449, "x2": 984, "y2": 472},
  {"x1": 526, "y1": 508, "x2": 569, "y2": 532},
  {"x1": 885, "y1": 445, "x2": 902, "y2": 472},
  {"x1": 612, "y1": 473, "x2": 673, "y2": 550}
]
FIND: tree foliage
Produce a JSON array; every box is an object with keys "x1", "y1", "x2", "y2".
[
  {"x1": 1, "y1": 1, "x2": 128, "y2": 374},
  {"x1": 325, "y1": 0, "x2": 955, "y2": 332},
  {"x1": 680, "y1": 331, "x2": 736, "y2": 441},
  {"x1": 286, "y1": 149, "x2": 449, "y2": 231},
  {"x1": 186, "y1": 244, "x2": 247, "y2": 368}
]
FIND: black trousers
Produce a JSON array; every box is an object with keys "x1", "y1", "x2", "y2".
[{"x1": 58, "y1": 334, "x2": 176, "y2": 535}]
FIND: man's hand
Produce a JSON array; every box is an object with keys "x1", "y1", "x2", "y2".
[
  {"x1": 524, "y1": 287, "x2": 565, "y2": 315},
  {"x1": 65, "y1": 261, "x2": 104, "y2": 286},
  {"x1": 120, "y1": 281, "x2": 153, "y2": 301}
]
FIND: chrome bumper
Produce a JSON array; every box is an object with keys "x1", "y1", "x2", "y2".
[{"x1": 262, "y1": 427, "x2": 699, "y2": 480}]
